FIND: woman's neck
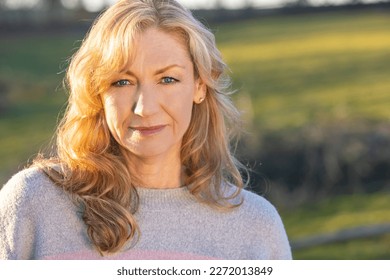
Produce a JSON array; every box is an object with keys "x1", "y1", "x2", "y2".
[{"x1": 127, "y1": 153, "x2": 185, "y2": 189}]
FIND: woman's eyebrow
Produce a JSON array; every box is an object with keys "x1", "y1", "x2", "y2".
[
  {"x1": 121, "y1": 64, "x2": 185, "y2": 77},
  {"x1": 123, "y1": 70, "x2": 137, "y2": 77},
  {"x1": 154, "y1": 64, "x2": 185, "y2": 75}
]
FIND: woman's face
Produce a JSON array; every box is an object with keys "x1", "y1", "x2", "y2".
[{"x1": 101, "y1": 27, "x2": 205, "y2": 161}]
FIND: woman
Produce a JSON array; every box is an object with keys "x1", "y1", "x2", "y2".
[{"x1": 0, "y1": 0, "x2": 292, "y2": 259}]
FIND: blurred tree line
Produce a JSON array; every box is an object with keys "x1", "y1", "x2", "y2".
[
  {"x1": 239, "y1": 122, "x2": 390, "y2": 208},
  {"x1": 1, "y1": 0, "x2": 389, "y2": 14},
  {"x1": 1, "y1": 0, "x2": 388, "y2": 27}
]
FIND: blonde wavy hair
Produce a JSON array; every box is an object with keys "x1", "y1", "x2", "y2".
[{"x1": 36, "y1": 0, "x2": 247, "y2": 255}]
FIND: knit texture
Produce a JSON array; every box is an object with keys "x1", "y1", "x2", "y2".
[{"x1": 0, "y1": 167, "x2": 292, "y2": 260}]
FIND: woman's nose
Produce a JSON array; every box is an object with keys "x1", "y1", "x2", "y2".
[{"x1": 132, "y1": 84, "x2": 159, "y2": 117}]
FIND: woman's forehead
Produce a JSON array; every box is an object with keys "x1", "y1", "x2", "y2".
[{"x1": 117, "y1": 28, "x2": 193, "y2": 73}]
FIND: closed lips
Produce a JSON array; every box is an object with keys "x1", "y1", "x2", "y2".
[
  {"x1": 130, "y1": 125, "x2": 166, "y2": 131},
  {"x1": 130, "y1": 125, "x2": 167, "y2": 135}
]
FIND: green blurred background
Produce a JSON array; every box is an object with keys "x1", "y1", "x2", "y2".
[{"x1": 0, "y1": 1, "x2": 390, "y2": 259}]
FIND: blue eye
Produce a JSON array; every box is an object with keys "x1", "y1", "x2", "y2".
[
  {"x1": 112, "y1": 79, "x2": 131, "y2": 87},
  {"x1": 161, "y1": 77, "x2": 178, "y2": 84}
]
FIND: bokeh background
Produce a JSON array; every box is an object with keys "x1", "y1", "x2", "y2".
[{"x1": 1, "y1": 0, "x2": 389, "y2": 259}]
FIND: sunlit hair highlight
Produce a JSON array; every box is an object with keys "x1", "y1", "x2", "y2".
[{"x1": 35, "y1": 0, "x2": 247, "y2": 255}]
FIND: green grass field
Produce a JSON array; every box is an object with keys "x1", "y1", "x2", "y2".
[
  {"x1": 216, "y1": 11, "x2": 390, "y2": 130},
  {"x1": 282, "y1": 191, "x2": 390, "y2": 259},
  {"x1": 1, "y1": 10, "x2": 389, "y2": 259}
]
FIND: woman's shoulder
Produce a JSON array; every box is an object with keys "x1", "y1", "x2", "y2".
[
  {"x1": 224, "y1": 184, "x2": 280, "y2": 220},
  {"x1": 0, "y1": 166, "x2": 66, "y2": 213},
  {"x1": 1, "y1": 166, "x2": 53, "y2": 195},
  {"x1": 224, "y1": 185, "x2": 285, "y2": 228},
  {"x1": 233, "y1": 189, "x2": 284, "y2": 232},
  {"x1": 240, "y1": 188, "x2": 280, "y2": 217},
  {"x1": 221, "y1": 186, "x2": 292, "y2": 259}
]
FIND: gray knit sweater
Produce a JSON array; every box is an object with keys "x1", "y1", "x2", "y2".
[{"x1": 0, "y1": 167, "x2": 292, "y2": 260}]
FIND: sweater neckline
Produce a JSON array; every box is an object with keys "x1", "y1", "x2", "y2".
[{"x1": 135, "y1": 186, "x2": 197, "y2": 210}]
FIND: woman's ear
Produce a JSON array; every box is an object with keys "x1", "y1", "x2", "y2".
[{"x1": 194, "y1": 79, "x2": 206, "y2": 104}]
